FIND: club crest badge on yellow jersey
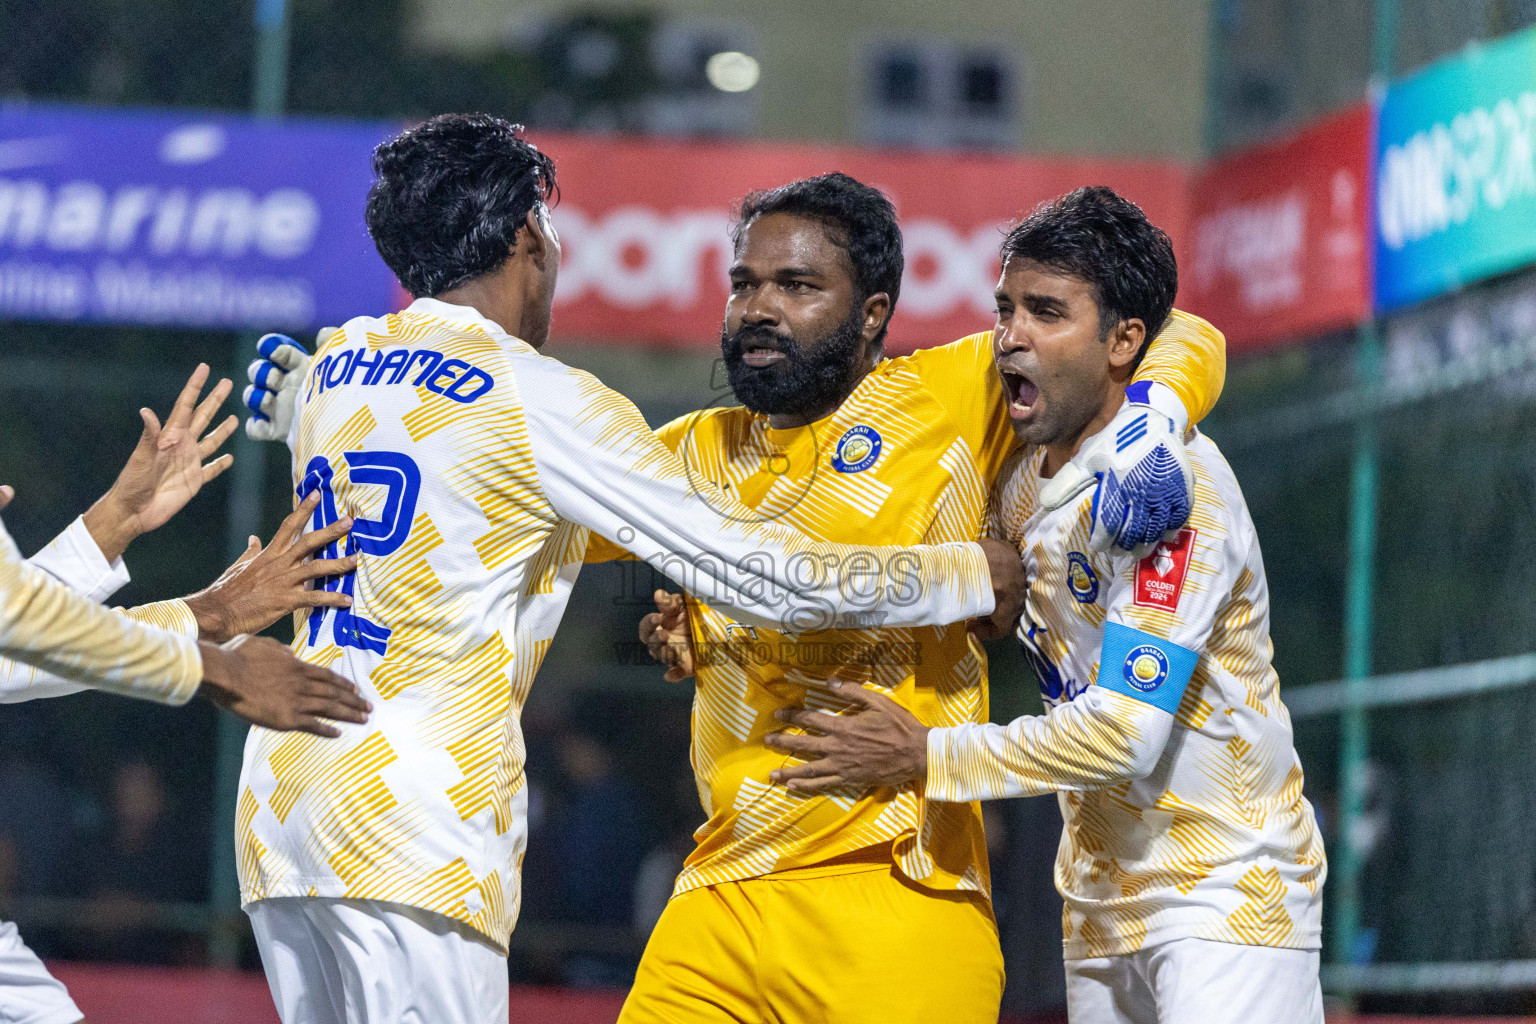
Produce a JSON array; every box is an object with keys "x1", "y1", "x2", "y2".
[
  {"x1": 1066, "y1": 552, "x2": 1099, "y2": 603},
  {"x1": 831, "y1": 425, "x2": 883, "y2": 473},
  {"x1": 1123, "y1": 644, "x2": 1170, "y2": 692}
]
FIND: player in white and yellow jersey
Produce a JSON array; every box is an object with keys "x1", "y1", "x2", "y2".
[
  {"x1": 768, "y1": 188, "x2": 1325, "y2": 1024},
  {"x1": 0, "y1": 366, "x2": 369, "y2": 1024},
  {"x1": 233, "y1": 114, "x2": 1022, "y2": 1024}
]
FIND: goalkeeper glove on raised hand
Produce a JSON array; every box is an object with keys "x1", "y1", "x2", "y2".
[
  {"x1": 1038, "y1": 380, "x2": 1195, "y2": 556},
  {"x1": 242, "y1": 330, "x2": 331, "y2": 442}
]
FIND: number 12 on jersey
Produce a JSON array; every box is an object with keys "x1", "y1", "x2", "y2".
[{"x1": 297, "y1": 450, "x2": 421, "y2": 655}]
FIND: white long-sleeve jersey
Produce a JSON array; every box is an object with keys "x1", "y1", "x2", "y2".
[
  {"x1": 926, "y1": 427, "x2": 1325, "y2": 960},
  {"x1": 237, "y1": 297, "x2": 995, "y2": 951},
  {"x1": 0, "y1": 517, "x2": 200, "y2": 703},
  {"x1": 0, "y1": 516, "x2": 200, "y2": 705}
]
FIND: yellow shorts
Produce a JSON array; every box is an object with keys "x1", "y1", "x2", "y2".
[{"x1": 618, "y1": 862, "x2": 1004, "y2": 1024}]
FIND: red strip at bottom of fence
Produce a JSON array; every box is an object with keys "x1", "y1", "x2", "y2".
[
  {"x1": 47, "y1": 963, "x2": 630, "y2": 1024},
  {"x1": 44, "y1": 963, "x2": 1536, "y2": 1024}
]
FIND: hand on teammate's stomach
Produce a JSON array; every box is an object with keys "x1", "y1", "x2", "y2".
[
  {"x1": 765, "y1": 681, "x2": 929, "y2": 795},
  {"x1": 196, "y1": 634, "x2": 370, "y2": 737}
]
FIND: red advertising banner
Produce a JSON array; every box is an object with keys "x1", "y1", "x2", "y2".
[
  {"x1": 530, "y1": 131, "x2": 1189, "y2": 354},
  {"x1": 1183, "y1": 104, "x2": 1373, "y2": 351}
]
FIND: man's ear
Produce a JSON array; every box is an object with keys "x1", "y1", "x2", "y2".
[
  {"x1": 522, "y1": 206, "x2": 551, "y2": 268},
  {"x1": 1107, "y1": 318, "x2": 1147, "y2": 372},
  {"x1": 861, "y1": 292, "x2": 892, "y2": 345}
]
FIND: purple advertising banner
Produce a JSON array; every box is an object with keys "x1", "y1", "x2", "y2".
[{"x1": 0, "y1": 103, "x2": 401, "y2": 331}]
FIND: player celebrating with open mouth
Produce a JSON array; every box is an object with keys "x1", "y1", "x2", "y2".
[{"x1": 766, "y1": 187, "x2": 1327, "y2": 1024}]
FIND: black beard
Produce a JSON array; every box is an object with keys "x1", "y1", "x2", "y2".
[{"x1": 721, "y1": 310, "x2": 867, "y2": 417}]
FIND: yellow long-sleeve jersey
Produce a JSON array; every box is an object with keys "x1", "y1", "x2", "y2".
[{"x1": 588, "y1": 310, "x2": 1227, "y2": 900}]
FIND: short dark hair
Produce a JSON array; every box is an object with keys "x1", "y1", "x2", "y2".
[
  {"x1": 366, "y1": 113, "x2": 558, "y2": 298},
  {"x1": 732, "y1": 173, "x2": 904, "y2": 347},
  {"x1": 1000, "y1": 186, "x2": 1177, "y2": 362}
]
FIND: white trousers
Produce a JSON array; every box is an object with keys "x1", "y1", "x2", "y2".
[
  {"x1": 0, "y1": 920, "x2": 81, "y2": 1024},
  {"x1": 248, "y1": 898, "x2": 509, "y2": 1024},
  {"x1": 1065, "y1": 937, "x2": 1324, "y2": 1024}
]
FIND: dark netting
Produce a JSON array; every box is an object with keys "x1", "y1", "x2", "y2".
[{"x1": 1208, "y1": 267, "x2": 1536, "y2": 1011}]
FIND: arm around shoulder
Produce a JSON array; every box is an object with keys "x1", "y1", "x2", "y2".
[
  {"x1": 517, "y1": 359, "x2": 1000, "y2": 631},
  {"x1": 1133, "y1": 309, "x2": 1226, "y2": 428}
]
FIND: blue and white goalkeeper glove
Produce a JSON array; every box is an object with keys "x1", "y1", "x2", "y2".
[
  {"x1": 242, "y1": 330, "x2": 331, "y2": 442},
  {"x1": 1038, "y1": 380, "x2": 1195, "y2": 556}
]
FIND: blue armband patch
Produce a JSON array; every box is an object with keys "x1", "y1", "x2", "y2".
[{"x1": 1097, "y1": 620, "x2": 1198, "y2": 714}]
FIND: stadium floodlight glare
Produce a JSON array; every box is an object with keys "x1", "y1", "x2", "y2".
[{"x1": 706, "y1": 51, "x2": 760, "y2": 92}]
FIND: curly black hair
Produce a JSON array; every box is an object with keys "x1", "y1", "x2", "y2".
[
  {"x1": 365, "y1": 113, "x2": 558, "y2": 298},
  {"x1": 732, "y1": 173, "x2": 904, "y2": 348},
  {"x1": 1000, "y1": 186, "x2": 1177, "y2": 354}
]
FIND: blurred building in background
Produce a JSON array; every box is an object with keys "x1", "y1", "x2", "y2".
[
  {"x1": 412, "y1": 0, "x2": 1210, "y2": 158},
  {"x1": 1208, "y1": 0, "x2": 1536, "y2": 152}
]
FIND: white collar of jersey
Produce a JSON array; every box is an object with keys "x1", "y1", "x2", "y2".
[{"x1": 406, "y1": 296, "x2": 515, "y2": 341}]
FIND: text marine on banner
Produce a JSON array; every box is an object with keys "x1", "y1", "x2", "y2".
[
  {"x1": 1183, "y1": 103, "x2": 1373, "y2": 351},
  {"x1": 0, "y1": 103, "x2": 400, "y2": 332},
  {"x1": 1375, "y1": 25, "x2": 1536, "y2": 312}
]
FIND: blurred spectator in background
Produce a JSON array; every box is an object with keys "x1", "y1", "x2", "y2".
[
  {"x1": 552, "y1": 723, "x2": 649, "y2": 926},
  {"x1": 0, "y1": 711, "x2": 84, "y2": 902},
  {"x1": 515, "y1": 693, "x2": 692, "y2": 986},
  {"x1": 998, "y1": 796, "x2": 1071, "y2": 1017},
  {"x1": 632, "y1": 763, "x2": 703, "y2": 937},
  {"x1": 981, "y1": 802, "x2": 1011, "y2": 927},
  {"x1": 0, "y1": 839, "x2": 16, "y2": 907},
  {"x1": 64, "y1": 757, "x2": 206, "y2": 964},
  {"x1": 533, "y1": 716, "x2": 651, "y2": 988}
]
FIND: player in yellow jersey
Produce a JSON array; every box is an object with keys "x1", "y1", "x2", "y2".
[
  {"x1": 767, "y1": 188, "x2": 1324, "y2": 1024},
  {"x1": 612, "y1": 175, "x2": 1227, "y2": 1023}
]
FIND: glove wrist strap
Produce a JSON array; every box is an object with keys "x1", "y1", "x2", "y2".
[{"x1": 1127, "y1": 380, "x2": 1190, "y2": 436}]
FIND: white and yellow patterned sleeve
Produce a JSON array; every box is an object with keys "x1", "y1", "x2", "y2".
[
  {"x1": 927, "y1": 462, "x2": 1245, "y2": 802},
  {"x1": 0, "y1": 521, "x2": 201, "y2": 705},
  {"x1": 1, "y1": 518, "x2": 201, "y2": 702},
  {"x1": 926, "y1": 685, "x2": 1175, "y2": 801},
  {"x1": 521, "y1": 361, "x2": 996, "y2": 632}
]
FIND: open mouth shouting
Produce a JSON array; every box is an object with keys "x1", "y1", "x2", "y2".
[
  {"x1": 999, "y1": 367, "x2": 1040, "y2": 421},
  {"x1": 742, "y1": 341, "x2": 788, "y2": 369}
]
